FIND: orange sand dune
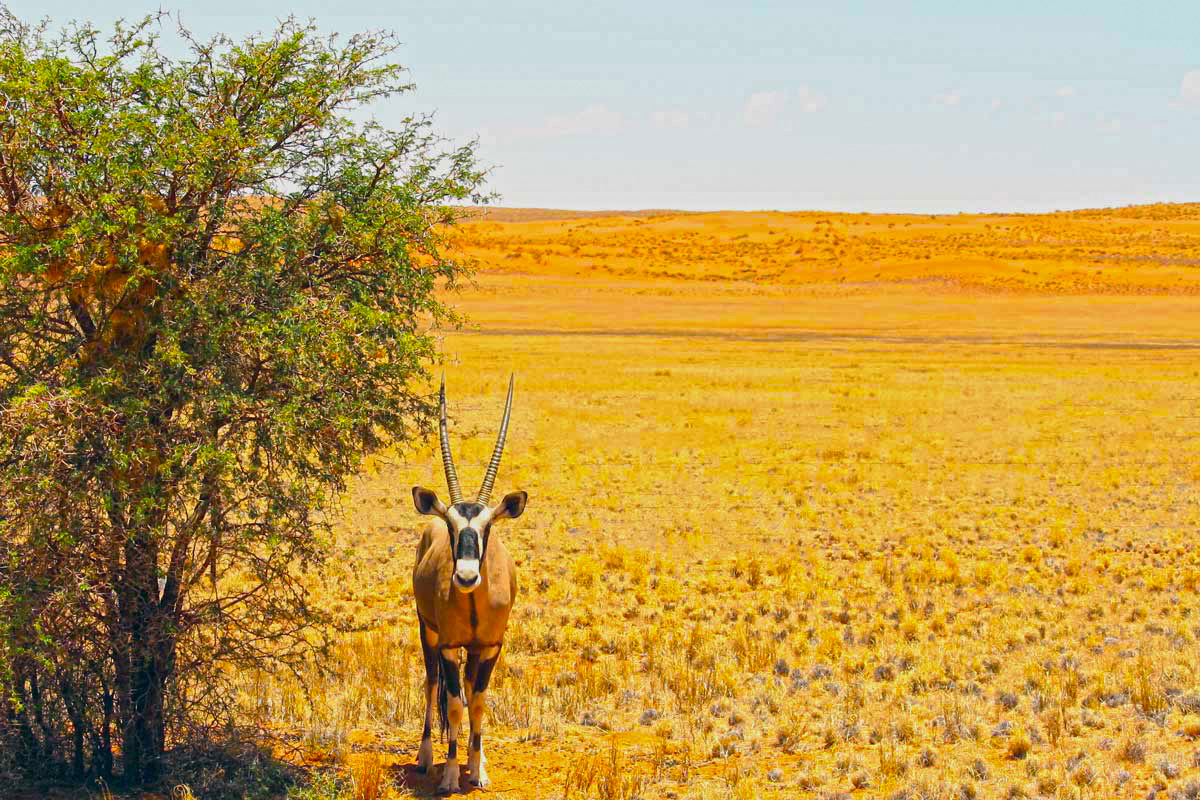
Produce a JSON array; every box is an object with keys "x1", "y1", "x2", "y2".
[{"x1": 455, "y1": 204, "x2": 1200, "y2": 294}]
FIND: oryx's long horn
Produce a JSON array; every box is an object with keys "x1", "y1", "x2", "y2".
[
  {"x1": 477, "y1": 374, "x2": 515, "y2": 505},
  {"x1": 439, "y1": 374, "x2": 464, "y2": 504}
]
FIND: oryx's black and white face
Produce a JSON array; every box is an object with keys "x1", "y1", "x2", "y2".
[{"x1": 412, "y1": 488, "x2": 528, "y2": 592}]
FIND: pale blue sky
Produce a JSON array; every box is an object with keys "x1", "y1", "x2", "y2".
[{"x1": 7, "y1": 1, "x2": 1200, "y2": 212}]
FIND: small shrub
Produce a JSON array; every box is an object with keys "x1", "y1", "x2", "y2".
[
  {"x1": 1007, "y1": 730, "x2": 1032, "y2": 759},
  {"x1": 967, "y1": 758, "x2": 991, "y2": 781},
  {"x1": 1171, "y1": 780, "x2": 1200, "y2": 800},
  {"x1": 1070, "y1": 762, "x2": 1095, "y2": 788},
  {"x1": 1181, "y1": 716, "x2": 1200, "y2": 740},
  {"x1": 1120, "y1": 738, "x2": 1147, "y2": 763}
]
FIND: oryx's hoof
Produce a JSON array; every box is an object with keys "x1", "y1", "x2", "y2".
[
  {"x1": 436, "y1": 762, "x2": 460, "y2": 794},
  {"x1": 416, "y1": 738, "x2": 433, "y2": 773},
  {"x1": 468, "y1": 754, "x2": 489, "y2": 787}
]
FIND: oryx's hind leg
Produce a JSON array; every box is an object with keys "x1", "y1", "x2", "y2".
[
  {"x1": 462, "y1": 653, "x2": 479, "y2": 737},
  {"x1": 437, "y1": 648, "x2": 464, "y2": 795},
  {"x1": 464, "y1": 651, "x2": 479, "y2": 704},
  {"x1": 467, "y1": 645, "x2": 500, "y2": 788},
  {"x1": 417, "y1": 620, "x2": 438, "y2": 773}
]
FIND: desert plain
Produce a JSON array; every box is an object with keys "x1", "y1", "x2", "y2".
[{"x1": 235, "y1": 206, "x2": 1200, "y2": 800}]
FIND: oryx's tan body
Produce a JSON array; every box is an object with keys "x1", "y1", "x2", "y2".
[
  {"x1": 410, "y1": 374, "x2": 527, "y2": 794},
  {"x1": 413, "y1": 517, "x2": 517, "y2": 649}
]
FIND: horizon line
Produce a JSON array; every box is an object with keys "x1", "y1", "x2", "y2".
[{"x1": 461, "y1": 200, "x2": 1200, "y2": 218}]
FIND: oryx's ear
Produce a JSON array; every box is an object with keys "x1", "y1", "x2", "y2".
[
  {"x1": 412, "y1": 486, "x2": 446, "y2": 517},
  {"x1": 491, "y1": 490, "x2": 527, "y2": 521}
]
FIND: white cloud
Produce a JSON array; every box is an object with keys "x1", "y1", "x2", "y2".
[
  {"x1": 520, "y1": 104, "x2": 623, "y2": 138},
  {"x1": 1181, "y1": 71, "x2": 1200, "y2": 104},
  {"x1": 793, "y1": 87, "x2": 827, "y2": 114},
  {"x1": 651, "y1": 109, "x2": 690, "y2": 129},
  {"x1": 934, "y1": 90, "x2": 963, "y2": 107},
  {"x1": 1056, "y1": 86, "x2": 1076, "y2": 98},
  {"x1": 743, "y1": 90, "x2": 787, "y2": 126},
  {"x1": 742, "y1": 87, "x2": 825, "y2": 126}
]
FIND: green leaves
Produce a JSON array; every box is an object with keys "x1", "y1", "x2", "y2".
[{"x1": 0, "y1": 12, "x2": 484, "y2": 780}]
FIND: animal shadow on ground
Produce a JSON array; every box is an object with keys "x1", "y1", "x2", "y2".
[
  {"x1": 391, "y1": 760, "x2": 506, "y2": 797},
  {"x1": 390, "y1": 761, "x2": 475, "y2": 797}
]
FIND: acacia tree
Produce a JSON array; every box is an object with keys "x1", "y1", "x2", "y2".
[{"x1": 0, "y1": 12, "x2": 485, "y2": 784}]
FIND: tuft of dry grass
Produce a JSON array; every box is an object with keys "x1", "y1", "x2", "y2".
[
  {"x1": 1006, "y1": 729, "x2": 1032, "y2": 760},
  {"x1": 562, "y1": 741, "x2": 646, "y2": 800},
  {"x1": 351, "y1": 753, "x2": 386, "y2": 800}
]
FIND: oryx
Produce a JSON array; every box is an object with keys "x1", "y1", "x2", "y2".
[{"x1": 411, "y1": 375, "x2": 526, "y2": 794}]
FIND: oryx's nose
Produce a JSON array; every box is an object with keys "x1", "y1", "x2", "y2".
[{"x1": 454, "y1": 558, "x2": 481, "y2": 590}]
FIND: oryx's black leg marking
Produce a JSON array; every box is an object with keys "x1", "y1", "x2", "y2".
[
  {"x1": 437, "y1": 649, "x2": 464, "y2": 794},
  {"x1": 473, "y1": 652, "x2": 499, "y2": 694},
  {"x1": 467, "y1": 646, "x2": 500, "y2": 787},
  {"x1": 440, "y1": 651, "x2": 463, "y2": 700},
  {"x1": 417, "y1": 619, "x2": 438, "y2": 773}
]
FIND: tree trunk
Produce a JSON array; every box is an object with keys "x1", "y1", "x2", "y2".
[
  {"x1": 2, "y1": 688, "x2": 39, "y2": 771},
  {"x1": 71, "y1": 719, "x2": 84, "y2": 778},
  {"x1": 112, "y1": 634, "x2": 131, "y2": 777},
  {"x1": 27, "y1": 669, "x2": 56, "y2": 764},
  {"x1": 57, "y1": 672, "x2": 86, "y2": 778},
  {"x1": 95, "y1": 684, "x2": 114, "y2": 780},
  {"x1": 127, "y1": 653, "x2": 166, "y2": 784},
  {"x1": 120, "y1": 525, "x2": 168, "y2": 785}
]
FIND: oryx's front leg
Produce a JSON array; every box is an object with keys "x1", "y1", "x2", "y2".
[
  {"x1": 417, "y1": 620, "x2": 438, "y2": 773},
  {"x1": 466, "y1": 645, "x2": 500, "y2": 787},
  {"x1": 438, "y1": 648, "x2": 464, "y2": 795}
]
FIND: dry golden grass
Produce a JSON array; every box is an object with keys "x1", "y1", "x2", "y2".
[{"x1": 233, "y1": 207, "x2": 1200, "y2": 799}]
